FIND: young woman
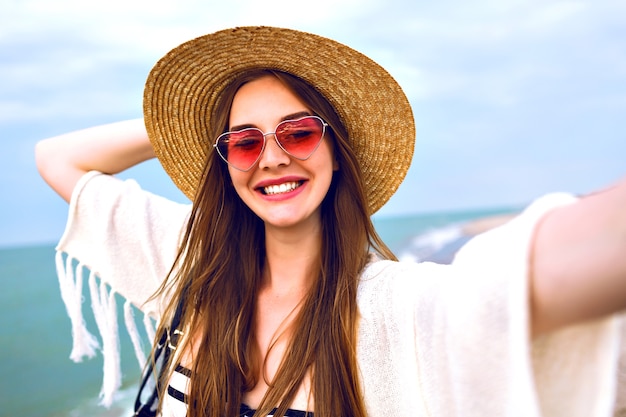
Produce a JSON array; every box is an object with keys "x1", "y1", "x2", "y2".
[{"x1": 36, "y1": 27, "x2": 626, "y2": 417}]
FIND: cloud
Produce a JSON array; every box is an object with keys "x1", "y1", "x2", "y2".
[
  {"x1": 1, "y1": 0, "x2": 380, "y2": 53},
  {"x1": 1, "y1": 0, "x2": 625, "y2": 242},
  {"x1": 348, "y1": 0, "x2": 626, "y2": 111},
  {"x1": 0, "y1": 0, "x2": 385, "y2": 127},
  {"x1": 4, "y1": 0, "x2": 623, "y2": 121}
]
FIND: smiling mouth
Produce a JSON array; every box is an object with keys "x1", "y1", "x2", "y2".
[{"x1": 260, "y1": 181, "x2": 304, "y2": 195}]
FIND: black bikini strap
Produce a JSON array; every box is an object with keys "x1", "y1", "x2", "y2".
[{"x1": 133, "y1": 286, "x2": 188, "y2": 417}]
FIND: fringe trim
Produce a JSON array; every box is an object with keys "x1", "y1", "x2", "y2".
[
  {"x1": 144, "y1": 312, "x2": 157, "y2": 346},
  {"x1": 88, "y1": 269, "x2": 121, "y2": 406},
  {"x1": 124, "y1": 300, "x2": 147, "y2": 368},
  {"x1": 55, "y1": 251, "x2": 99, "y2": 361},
  {"x1": 55, "y1": 250, "x2": 156, "y2": 408}
]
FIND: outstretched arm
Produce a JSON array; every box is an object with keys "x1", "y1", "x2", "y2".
[
  {"x1": 35, "y1": 118, "x2": 155, "y2": 202},
  {"x1": 530, "y1": 177, "x2": 626, "y2": 336}
]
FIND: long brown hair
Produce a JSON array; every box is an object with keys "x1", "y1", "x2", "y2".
[{"x1": 153, "y1": 69, "x2": 396, "y2": 417}]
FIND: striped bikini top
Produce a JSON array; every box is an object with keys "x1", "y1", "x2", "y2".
[{"x1": 166, "y1": 364, "x2": 313, "y2": 417}]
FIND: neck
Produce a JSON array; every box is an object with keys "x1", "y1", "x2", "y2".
[{"x1": 262, "y1": 219, "x2": 322, "y2": 296}]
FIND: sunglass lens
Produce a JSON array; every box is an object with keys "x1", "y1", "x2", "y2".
[
  {"x1": 217, "y1": 129, "x2": 264, "y2": 171},
  {"x1": 276, "y1": 117, "x2": 324, "y2": 159}
]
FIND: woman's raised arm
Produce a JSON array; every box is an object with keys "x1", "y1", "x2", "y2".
[
  {"x1": 35, "y1": 118, "x2": 155, "y2": 202},
  {"x1": 530, "y1": 177, "x2": 626, "y2": 336}
]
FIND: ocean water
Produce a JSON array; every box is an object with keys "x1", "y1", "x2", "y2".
[
  {"x1": 0, "y1": 206, "x2": 517, "y2": 417},
  {"x1": 0, "y1": 245, "x2": 145, "y2": 417}
]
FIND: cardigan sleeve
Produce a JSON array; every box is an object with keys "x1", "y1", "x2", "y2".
[
  {"x1": 449, "y1": 192, "x2": 623, "y2": 417},
  {"x1": 356, "y1": 193, "x2": 624, "y2": 416},
  {"x1": 54, "y1": 171, "x2": 191, "y2": 406}
]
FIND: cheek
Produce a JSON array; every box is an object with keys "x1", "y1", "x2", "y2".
[
  {"x1": 312, "y1": 150, "x2": 337, "y2": 192},
  {"x1": 227, "y1": 169, "x2": 249, "y2": 198}
]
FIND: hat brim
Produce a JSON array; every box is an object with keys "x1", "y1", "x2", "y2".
[{"x1": 143, "y1": 26, "x2": 415, "y2": 214}]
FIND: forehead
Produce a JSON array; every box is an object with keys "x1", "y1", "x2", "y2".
[{"x1": 229, "y1": 75, "x2": 310, "y2": 127}]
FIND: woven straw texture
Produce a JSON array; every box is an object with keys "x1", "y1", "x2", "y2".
[{"x1": 143, "y1": 26, "x2": 415, "y2": 214}]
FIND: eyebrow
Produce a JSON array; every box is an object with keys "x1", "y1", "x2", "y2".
[{"x1": 229, "y1": 111, "x2": 313, "y2": 132}]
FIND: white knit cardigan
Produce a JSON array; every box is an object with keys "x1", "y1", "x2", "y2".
[{"x1": 55, "y1": 171, "x2": 625, "y2": 416}]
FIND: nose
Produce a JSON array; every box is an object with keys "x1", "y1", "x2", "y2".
[{"x1": 257, "y1": 134, "x2": 290, "y2": 169}]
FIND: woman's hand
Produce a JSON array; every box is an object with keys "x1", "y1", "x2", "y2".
[
  {"x1": 530, "y1": 177, "x2": 626, "y2": 336},
  {"x1": 35, "y1": 118, "x2": 155, "y2": 202}
]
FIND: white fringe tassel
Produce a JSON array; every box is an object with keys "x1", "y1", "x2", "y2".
[
  {"x1": 123, "y1": 300, "x2": 147, "y2": 370},
  {"x1": 144, "y1": 313, "x2": 157, "y2": 347},
  {"x1": 88, "y1": 270, "x2": 121, "y2": 407},
  {"x1": 55, "y1": 252, "x2": 100, "y2": 361},
  {"x1": 55, "y1": 250, "x2": 160, "y2": 408}
]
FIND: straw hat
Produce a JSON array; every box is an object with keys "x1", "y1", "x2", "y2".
[{"x1": 144, "y1": 26, "x2": 415, "y2": 214}]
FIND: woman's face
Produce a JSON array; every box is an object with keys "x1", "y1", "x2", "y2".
[{"x1": 227, "y1": 75, "x2": 338, "y2": 231}]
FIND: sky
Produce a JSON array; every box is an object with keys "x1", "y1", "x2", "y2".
[{"x1": 1, "y1": 0, "x2": 624, "y2": 247}]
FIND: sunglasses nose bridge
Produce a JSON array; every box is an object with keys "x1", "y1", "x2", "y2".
[
  {"x1": 257, "y1": 130, "x2": 291, "y2": 167},
  {"x1": 262, "y1": 130, "x2": 291, "y2": 153},
  {"x1": 262, "y1": 130, "x2": 280, "y2": 143}
]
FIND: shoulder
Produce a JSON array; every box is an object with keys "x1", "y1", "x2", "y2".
[
  {"x1": 361, "y1": 256, "x2": 447, "y2": 285},
  {"x1": 57, "y1": 171, "x2": 192, "y2": 311},
  {"x1": 68, "y1": 171, "x2": 192, "y2": 235},
  {"x1": 359, "y1": 256, "x2": 449, "y2": 285},
  {"x1": 357, "y1": 257, "x2": 452, "y2": 314},
  {"x1": 75, "y1": 171, "x2": 191, "y2": 212}
]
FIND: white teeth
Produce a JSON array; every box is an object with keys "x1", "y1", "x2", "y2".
[{"x1": 263, "y1": 181, "x2": 300, "y2": 195}]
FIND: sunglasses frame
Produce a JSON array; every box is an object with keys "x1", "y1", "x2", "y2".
[{"x1": 213, "y1": 115, "x2": 328, "y2": 172}]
